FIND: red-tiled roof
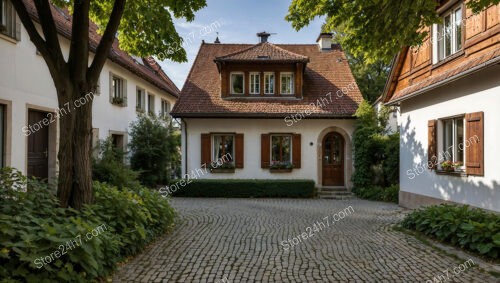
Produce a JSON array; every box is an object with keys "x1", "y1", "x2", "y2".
[
  {"x1": 215, "y1": 42, "x2": 309, "y2": 63},
  {"x1": 22, "y1": 0, "x2": 179, "y2": 97},
  {"x1": 386, "y1": 48, "x2": 500, "y2": 104},
  {"x1": 172, "y1": 43, "x2": 362, "y2": 118}
]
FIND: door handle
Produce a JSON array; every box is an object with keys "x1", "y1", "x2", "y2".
[{"x1": 44, "y1": 149, "x2": 48, "y2": 158}]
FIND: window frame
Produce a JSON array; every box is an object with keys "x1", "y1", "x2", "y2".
[
  {"x1": 111, "y1": 76, "x2": 124, "y2": 99},
  {"x1": 161, "y1": 99, "x2": 170, "y2": 118},
  {"x1": 264, "y1": 72, "x2": 275, "y2": 95},
  {"x1": 147, "y1": 93, "x2": 155, "y2": 114},
  {"x1": 230, "y1": 72, "x2": 245, "y2": 95},
  {"x1": 439, "y1": 115, "x2": 465, "y2": 170},
  {"x1": 434, "y1": 4, "x2": 463, "y2": 63},
  {"x1": 0, "y1": 104, "x2": 5, "y2": 168},
  {"x1": 212, "y1": 134, "x2": 235, "y2": 164},
  {"x1": 249, "y1": 72, "x2": 261, "y2": 95},
  {"x1": 270, "y1": 134, "x2": 292, "y2": 164},
  {"x1": 280, "y1": 72, "x2": 294, "y2": 95},
  {"x1": 0, "y1": 0, "x2": 17, "y2": 40},
  {"x1": 136, "y1": 87, "x2": 146, "y2": 112}
]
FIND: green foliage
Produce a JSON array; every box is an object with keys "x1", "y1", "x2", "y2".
[
  {"x1": 352, "y1": 185, "x2": 399, "y2": 203},
  {"x1": 169, "y1": 179, "x2": 315, "y2": 198},
  {"x1": 401, "y1": 204, "x2": 500, "y2": 259},
  {"x1": 51, "y1": 0, "x2": 207, "y2": 61},
  {"x1": 286, "y1": 0, "x2": 498, "y2": 63},
  {"x1": 92, "y1": 138, "x2": 140, "y2": 189},
  {"x1": 352, "y1": 101, "x2": 399, "y2": 190},
  {"x1": 0, "y1": 168, "x2": 175, "y2": 282},
  {"x1": 129, "y1": 115, "x2": 180, "y2": 187}
]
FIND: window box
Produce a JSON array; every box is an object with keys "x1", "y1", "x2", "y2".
[
  {"x1": 435, "y1": 170, "x2": 467, "y2": 177},
  {"x1": 270, "y1": 168, "x2": 293, "y2": 173},
  {"x1": 209, "y1": 161, "x2": 235, "y2": 173},
  {"x1": 210, "y1": 168, "x2": 236, "y2": 173},
  {"x1": 111, "y1": 96, "x2": 126, "y2": 106}
]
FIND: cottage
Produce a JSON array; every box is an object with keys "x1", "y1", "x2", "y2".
[{"x1": 171, "y1": 32, "x2": 363, "y2": 192}]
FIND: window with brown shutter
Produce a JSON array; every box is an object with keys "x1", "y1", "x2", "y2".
[
  {"x1": 235, "y1": 134, "x2": 244, "y2": 168},
  {"x1": 465, "y1": 112, "x2": 484, "y2": 176},
  {"x1": 200, "y1": 133, "x2": 211, "y2": 165},
  {"x1": 261, "y1": 134, "x2": 270, "y2": 168},
  {"x1": 292, "y1": 134, "x2": 301, "y2": 168},
  {"x1": 428, "y1": 120, "x2": 437, "y2": 169}
]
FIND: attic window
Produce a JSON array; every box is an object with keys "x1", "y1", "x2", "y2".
[
  {"x1": 257, "y1": 55, "x2": 270, "y2": 59},
  {"x1": 230, "y1": 72, "x2": 244, "y2": 94}
]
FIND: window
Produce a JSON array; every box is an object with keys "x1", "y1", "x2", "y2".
[
  {"x1": 147, "y1": 94, "x2": 155, "y2": 114},
  {"x1": 250, "y1": 73, "x2": 260, "y2": 94},
  {"x1": 271, "y1": 135, "x2": 291, "y2": 164},
  {"x1": 110, "y1": 73, "x2": 126, "y2": 106},
  {"x1": 0, "y1": 104, "x2": 4, "y2": 167},
  {"x1": 264, "y1": 73, "x2": 275, "y2": 94},
  {"x1": 435, "y1": 5, "x2": 462, "y2": 62},
  {"x1": 280, "y1": 73, "x2": 294, "y2": 95},
  {"x1": 1, "y1": 0, "x2": 17, "y2": 39},
  {"x1": 136, "y1": 88, "x2": 145, "y2": 112},
  {"x1": 212, "y1": 134, "x2": 234, "y2": 163},
  {"x1": 230, "y1": 72, "x2": 244, "y2": 94},
  {"x1": 161, "y1": 99, "x2": 170, "y2": 118},
  {"x1": 441, "y1": 117, "x2": 464, "y2": 165}
]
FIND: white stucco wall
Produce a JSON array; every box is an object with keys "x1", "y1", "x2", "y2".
[
  {"x1": 399, "y1": 65, "x2": 500, "y2": 212},
  {"x1": 182, "y1": 118, "x2": 355, "y2": 187},
  {"x1": 0, "y1": 23, "x2": 176, "y2": 177}
]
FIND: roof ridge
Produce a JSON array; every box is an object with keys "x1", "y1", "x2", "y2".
[{"x1": 214, "y1": 42, "x2": 308, "y2": 62}]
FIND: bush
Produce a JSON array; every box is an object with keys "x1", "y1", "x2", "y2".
[
  {"x1": 0, "y1": 168, "x2": 175, "y2": 282},
  {"x1": 168, "y1": 179, "x2": 315, "y2": 198},
  {"x1": 129, "y1": 114, "x2": 180, "y2": 187},
  {"x1": 401, "y1": 204, "x2": 500, "y2": 259},
  {"x1": 352, "y1": 184, "x2": 399, "y2": 203},
  {"x1": 92, "y1": 138, "x2": 140, "y2": 189}
]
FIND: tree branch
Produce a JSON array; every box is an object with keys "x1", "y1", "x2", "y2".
[
  {"x1": 87, "y1": 0, "x2": 126, "y2": 83},
  {"x1": 32, "y1": 0, "x2": 65, "y2": 65}
]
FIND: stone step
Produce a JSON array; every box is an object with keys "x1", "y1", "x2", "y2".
[
  {"x1": 320, "y1": 187, "x2": 349, "y2": 192},
  {"x1": 319, "y1": 194, "x2": 355, "y2": 200}
]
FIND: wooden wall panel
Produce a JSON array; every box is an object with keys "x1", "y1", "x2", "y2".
[{"x1": 486, "y1": 5, "x2": 499, "y2": 29}]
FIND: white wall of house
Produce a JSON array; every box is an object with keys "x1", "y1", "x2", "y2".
[
  {"x1": 0, "y1": 22, "x2": 176, "y2": 178},
  {"x1": 181, "y1": 118, "x2": 355, "y2": 188},
  {"x1": 399, "y1": 65, "x2": 500, "y2": 212}
]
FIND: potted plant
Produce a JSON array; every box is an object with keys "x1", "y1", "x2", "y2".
[
  {"x1": 440, "y1": 160, "x2": 454, "y2": 172},
  {"x1": 269, "y1": 161, "x2": 293, "y2": 172},
  {"x1": 209, "y1": 161, "x2": 235, "y2": 173}
]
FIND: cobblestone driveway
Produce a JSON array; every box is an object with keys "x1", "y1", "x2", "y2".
[{"x1": 113, "y1": 198, "x2": 498, "y2": 282}]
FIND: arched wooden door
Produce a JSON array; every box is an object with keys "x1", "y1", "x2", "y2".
[{"x1": 322, "y1": 132, "x2": 345, "y2": 186}]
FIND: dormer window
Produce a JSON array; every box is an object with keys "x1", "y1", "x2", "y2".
[
  {"x1": 433, "y1": 4, "x2": 463, "y2": 63},
  {"x1": 230, "y1": 72, "x2": 244, "y2": 94},
  {"x1": 280, "y1": 73, "x2": 294, "y2": 95},
  {"x1": 250, "y1": 72, "x2": 260, "y2": 94},
  {"x1": 264, "y1": 72, "x2": 275, "y2": 95}
]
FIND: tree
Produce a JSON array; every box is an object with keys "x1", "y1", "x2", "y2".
[
  {"x1": 287, "y1": 0, "x2": 499, "y2": 63},
  {"x1": 11, "y1": 0, "x2": 206, "y2": 209}
]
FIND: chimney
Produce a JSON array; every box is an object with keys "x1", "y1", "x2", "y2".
[
  {"x1": 257, "y1": 31, "x2": 271, "y2": 43},
  {"x1": 316, "y1": 33, "x2": 333, "y2": 51}
]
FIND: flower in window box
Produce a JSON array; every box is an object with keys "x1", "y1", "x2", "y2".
[
  {"x1": 210, "y1": 161, "x2": 235, "y2": 170},
  {"x1": 440, "y1": 160, "x2": 454, "y2": 172},
  {"x1": 452, "y1": 161, "x2": 463, "y2": 169},
  {"x1": 112, "y1": 96, "x2": 125, "y2": 105},
  {"x1": 269, "y1": 161, "x2": 294, "y2": 170}
]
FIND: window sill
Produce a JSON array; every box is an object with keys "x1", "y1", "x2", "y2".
[
  {"x1": 269, "y1": 168, "x2": 293, "y2": 173},
  {"x1": 431, "y1": 50, "x2": 464, "y2": 70},
  {"x1": 435, "y1": 170, "x2": 467, "y2": 177},
  {"x1": 0, "y1": 32, "x2": 18, "y2": 44},
  {"x1": 210, "y1": 168, "x2": 235, "y2": 173}
]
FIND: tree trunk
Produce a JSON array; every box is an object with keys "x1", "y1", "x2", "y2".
[{"x1": 57, "y1": 84, "x2": 94, "y2": 209}]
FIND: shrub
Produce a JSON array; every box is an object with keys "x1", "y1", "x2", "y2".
[
  {"x1": 129, "y1": 114, "x2": 180, "y2": 187},
  {"x1": 92, "y1": 138, "x2": 140, "y2": 189},
  {"x1": 0, "y1": 168, "x2": 175, "y2": 282},
  {"x1": 401, "y1": 204, "x2": 500, "y2": 259},
  {"x1": 352, "y1": 184, "x2": 399, "y2": 203},
  {"x1": 169, "y1": 179, "x2": 315, "y2": 198}
]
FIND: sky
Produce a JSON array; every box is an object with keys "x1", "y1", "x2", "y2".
[{"x1": 158, "y1": 0, "x2": 324, "y2": 89}]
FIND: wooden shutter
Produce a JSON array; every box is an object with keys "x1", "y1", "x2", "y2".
[
  {"x1": 201, "y1": 134, "x2": 211, "y2": 165},
  {"x1": 292, "y1": 134, "x2": 301, "y2": 168},
  {"x1": 428, "y1": 120, "x2": 437, "y2": 170},
  {"x1": 465, "y1": 112, "x2": 484, "y2": 176},
  {"x1": 261, "y1": 134, "x2": 270, "y2": 168},
  {"x1": 235, "y1": 134, "x2": 244, "y2": 168}
]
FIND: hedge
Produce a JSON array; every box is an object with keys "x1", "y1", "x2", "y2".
[
  {"x1": 168, "y1": 179, "x2": 315, "y2": 198},
  {"x1": 352, "y1": 184, "x2": 399, "y2": 203},
  {"x1": 401, "y1": 204, "x2": 500, "y2": 259}
]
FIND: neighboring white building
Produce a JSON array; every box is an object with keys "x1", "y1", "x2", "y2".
[
  {"x1": 374, "y1": 96, "x2": 399, "y2": 134},
  {"x1": 382, "y1": 1, "x2": 500, "y2": 212},
  {"x1": 0, "y1": 0, "x2": 179, "y2": 180},
  {"x1": 171, "y1": 33, "x2": 363, "y2": 190}
]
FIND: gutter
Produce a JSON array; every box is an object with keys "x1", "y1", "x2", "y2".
[
  {"x1": 182, "y1": 118, "x2": 188, "y2": 178},
  {"x1": 386, "y1": 55, "x2": 500, "y2": 106}
]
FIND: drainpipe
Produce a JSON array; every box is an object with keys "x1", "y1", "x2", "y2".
[{"x1": 182, "y1": 118, "x2": 188, "y2": 179}]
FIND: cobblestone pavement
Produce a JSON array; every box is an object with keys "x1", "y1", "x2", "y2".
[{"x1": 113, "y1": 198, "x2": 498, "y2": 282}]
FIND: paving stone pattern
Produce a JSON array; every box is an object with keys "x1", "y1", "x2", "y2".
[{"x1": 113, "y1": 198, "x2": 498, "y2": 282}]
